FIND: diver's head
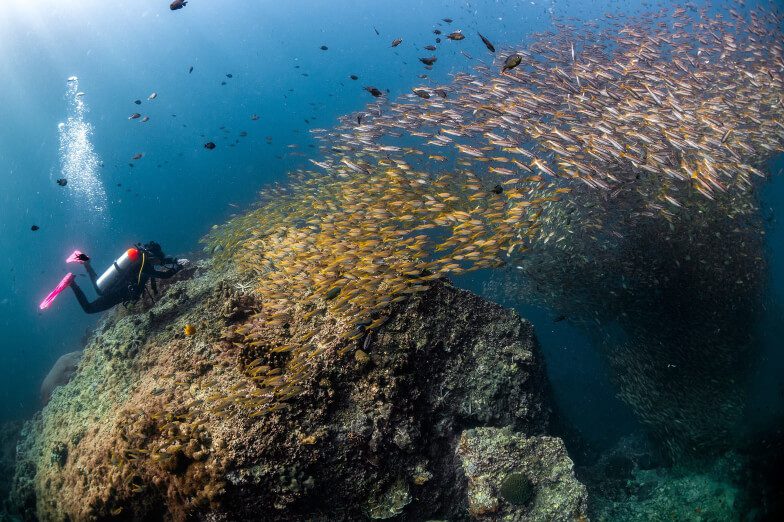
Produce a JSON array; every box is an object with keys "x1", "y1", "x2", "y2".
[{"x1": 140, "y1": 241, "x2": 165, "y2": 263}]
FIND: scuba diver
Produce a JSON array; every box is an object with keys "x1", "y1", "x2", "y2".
[{"x1": 40, "y1": 242, "x2": 190, "y2": 313}]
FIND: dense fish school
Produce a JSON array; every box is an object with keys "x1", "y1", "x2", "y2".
[{"x1": 201, "y1": 2, "x2": 784, "y2": 418}]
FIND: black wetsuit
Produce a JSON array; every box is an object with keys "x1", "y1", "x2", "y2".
[{"x1": 70, "y1": 258, "x2": 181, "y2": 314}]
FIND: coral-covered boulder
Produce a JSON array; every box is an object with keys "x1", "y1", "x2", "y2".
[
  {"x1": 457, "y1": 427, "x2": 588, "y2": 521},
  {"x1": 7, "y1": 261, "x2": 576, "y2": 521}
]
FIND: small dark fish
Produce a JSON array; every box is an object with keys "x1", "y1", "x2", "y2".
[
  {"x1": 424, "y1": 45, "x2": 437, "y2": 51},
  {"x1": 502, "y1": 54, "x2": 523, "y2": 72},
  {"x1": 56, "y1": 178, "x2": 67, "y2": 186},
  {"x1": 443, "y1": 18, "x2": 453, "y2": 23},
  {"x1": 364, "y1": 86, "x2": 383, "y2": 97},
  {"x1": 419, "y1": 56, "x2": 437, "y2": 66},
  {"x1": 226, "y1": 73, "x2": 233, "y2": 78},
  {"x1": 350, "y1": 74, "x2": 359, "y2": 80},
  {"x1": 491, "y1": 184, "x2": 504, "y2": 195},
  {"x1": 31, "y1": 225, "x2": 39, "y2": 231},
  {"x1": 170, "y1": 0, "x2": 187, "y2": 11},
  {"x1": 553, "y1": 315, "x2": 567, "y2": 323},
  {"x1": 188, "y1": 66, "x2": 193, "y2": 73},
  {"x1": 251, "y1": 114, "x2": 260, "y2": 121},
  {"x1": 373, "y1": 26, "x2": 380, "y2": 36},
  {"x1": 128, "y1": 113, "x2": 141, "y2": 120},
  {"x1": 391, "y1": 38, "x2": 402, "y2": 47},
  {"x1": 221, "y1": 81, "x2": 227, "y2": 86},
  {"x1": 434, "y1": 89, "x2": 447, "y2": 98},
  {"x1": 413, "y1": 89, "x2": 430, "y2": 99},
  {"x1": 433, "y1": 29, "x2": 442, "y2": 35},
  {"x1": 132, "y1": 153, "x2": 143, "y2": 160},
  {"x1": 204, "y1": 142, "x2": 216, "y2": 150},
  {"x1": 446, "y1": 31, "x2": 465, "y2": 41},
  {"x1": 478, "y1": 32, "x2": 495, "y2": 52},
  {"x1": 435, "y1": 38, "x2": 441, "y2": 43},
  {"x1": 320, "y1": 45, "x2": 328, "y2": 51},
  {"x1": 134, "y1": 99, "x2": 142, "y2": 105}
]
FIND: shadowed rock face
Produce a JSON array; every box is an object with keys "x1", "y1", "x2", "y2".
[
  {"x1": 39, "y1": 351, "x2": 82, "y2": 405},
  {"x1": 8, "y1": 261, "x2": 579, "y2": 521}
]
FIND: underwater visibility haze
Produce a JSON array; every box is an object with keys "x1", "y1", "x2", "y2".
[{"x1": 1, "y1": 0, "x2": 783, "y2": 520}]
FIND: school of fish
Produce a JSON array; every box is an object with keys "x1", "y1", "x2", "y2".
[{"x1": 201, "y1": 1, "x2": 784, "y2": 419}]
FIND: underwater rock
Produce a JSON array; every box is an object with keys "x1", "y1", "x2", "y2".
[
  {"x1": 581, "y1": 434, "x2": 748, "y2": 521},
  {"x1": 0, "y1": 421, "x2": 23, "y2": 517},
  {"x1": 7, "y1": 261, "x2": 569, "y2": 520},
  {"x1": 457, "y1": 427, "x2": 588, "y2": 521},
  {"x1": 39, "y1": 351, "x2": 82, "y2": 405}
]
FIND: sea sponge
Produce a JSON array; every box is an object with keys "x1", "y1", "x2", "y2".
[{"x1": 40, "y1": 351, "x2": 82, "y2": 405}]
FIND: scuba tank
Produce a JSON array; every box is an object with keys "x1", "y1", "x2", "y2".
[{"x1": 96, "y1": 247, "x2": 142, "y2": 293}]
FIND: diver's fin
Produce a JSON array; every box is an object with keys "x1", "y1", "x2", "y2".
[
  {"x1": 39, "y1": 273, "x2": 75, "y2": 310},
  {"x1": 66, "y1": 250, "x2": 87, "y2": 264}
]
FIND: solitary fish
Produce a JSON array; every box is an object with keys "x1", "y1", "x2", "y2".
[
  {"x1": 364, "y1": 86, "x2": 383, "y2": 98},
  {"x1": 56, "y1": 178, "x2": 67, "y2": 187},
  {"x1": 148, "y1": 92, "x2": 157, "y2": 100},
  {"x1": 31, "y1": 225, "x2": 39, "y2": 231},
  {"x1": 204, "y1": 142, "x2": 216, "y2": 150},
  {"x1": 413, "y1": 89, "x2": 430, "y2": 99},
  {"x1": 446, "y1": 31, "x2": 465, "y2": 41},
  {"x1": 132, "y1": 153, "x2": 143, "y2": 160},
  {"x1": 424, "y1": 45, "x2": 437, "y2": 51},
  {"x1": 391, "y1": 38, "x2": 402, "y2": 47},
  {"x1": 320, "y1": 45, "x2": 328, "y2": 51},
  {"x1": 134, "y1": 100, "x2": 142, "y2": 105},
  {"x1": 502, "y1": 54, "x2": 523, "y2": 73},
  {"x1": 170, "y1": 0, "x2": 187, "y2": 11},
  {"x1": 129, "y1": 113, "x2": 141, "y2": 120},
  {"x1": 141, "y1": 116, "x2": 150, "y2": 122},
  {"x1": 478, "y1": 32, "x2": 495, "y2": 52},
  {"x1": 443, "y1": 18, "x2": 453, "y2": 23},
  {"x1": 350, "y1": 74, "x2": 359, "y2": 80},
  {"x1": 188, "y1": 66, "x2": 193, "y2": 73},
  {"x1": 419, "y1": 56, "x2": 437, "y2": 66},
  {"x1": 251, "y1": 114, "x2": 260, "y2": 121}
]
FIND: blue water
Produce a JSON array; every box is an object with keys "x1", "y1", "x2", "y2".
[
  {"x1": 0, "y1": 0, "x2": 781, "y2": 473},
  {"x1": 0, "y1": 0, "x2": 592, "y2": 421}
]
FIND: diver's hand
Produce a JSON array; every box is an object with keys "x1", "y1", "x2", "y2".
[{"x1": 76, "y1": 253, "x2": 90, "y2": 262}]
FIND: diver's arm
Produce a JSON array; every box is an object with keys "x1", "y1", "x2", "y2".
[
  {"x1": 147, "y1": 266, "x2": 179, "y2": 279},
  {"x1": 84, "y1": 261, "x2": 104, "y2": 295}
]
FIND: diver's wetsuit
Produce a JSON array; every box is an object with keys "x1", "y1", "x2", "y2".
[{"x1": 70, "y1": 258, "x2": 181, "y2": 314}]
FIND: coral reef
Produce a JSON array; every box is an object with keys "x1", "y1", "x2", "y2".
[
  {"x1": 457, "y1": 427, "x2": 588, "y2": 521},
  {"x1": 580, "y1": 435, "x2": 748, "y2": 521},
  {"x1": 7, "y1": 258, "x2": 575, "y2": 521}
]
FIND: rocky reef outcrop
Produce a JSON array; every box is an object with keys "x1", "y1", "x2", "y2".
[
  {"x1": 6, "y1": 259, "x2": 585, "y2": 521},
  {"x1": 0, "y1": 421, "x2": 22, "y2": 520}
]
